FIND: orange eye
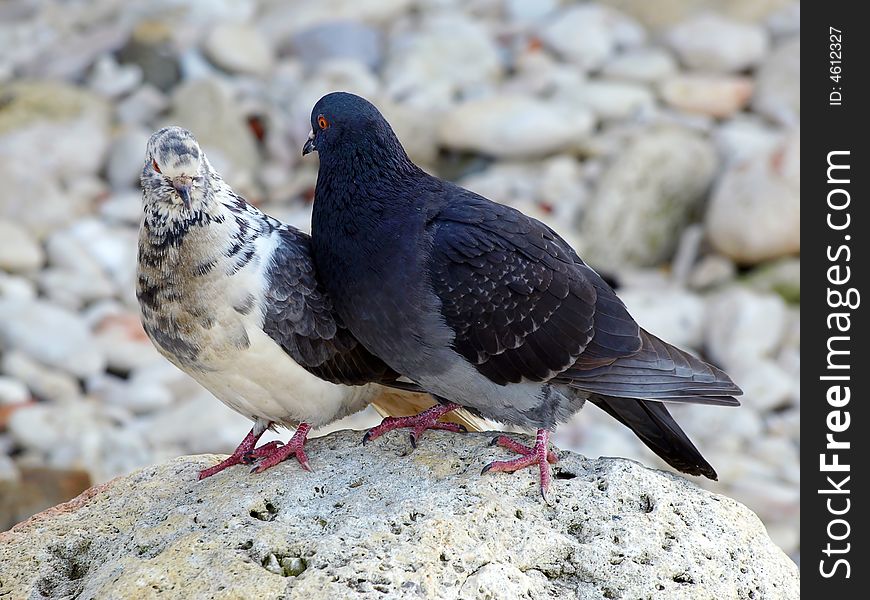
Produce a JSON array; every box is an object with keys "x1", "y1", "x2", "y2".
[
  {"x1": 152, "y1": 158, "x2": 162, "y2": 174},
  {"x1": 317, "y1": 115, "x2": 329, "y2": 129}
]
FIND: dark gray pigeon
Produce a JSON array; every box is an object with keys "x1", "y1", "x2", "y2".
[
  {"x1": 137, "y1": 126, "x2": 480, "y2": 480},
  {"x1": 305, "y1": 92, "x2": 742, "y2": 496}
]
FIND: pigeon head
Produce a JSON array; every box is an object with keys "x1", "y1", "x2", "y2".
[
  {"x1": 303, "y1": 92, "x2": 411, "y2": 172},
  {"x1": 143, "y1": 126, "x2": 207, "y2": 211}
]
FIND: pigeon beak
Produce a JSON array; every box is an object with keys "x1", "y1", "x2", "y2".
[
  {"x1": 302, "y1": 130, "x2": 316, "y2": 156},
  {"x1": 172, "y1": 178, "x2": 193, "y2": 209}
]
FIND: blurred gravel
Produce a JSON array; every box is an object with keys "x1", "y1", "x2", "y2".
[{"x1": 0, "y1": 0, "x2": 799, "y2": 561}]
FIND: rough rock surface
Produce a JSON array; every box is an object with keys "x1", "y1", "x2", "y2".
[{"x1": 0, "y1": 431, "x2": 799, "y2": 599}]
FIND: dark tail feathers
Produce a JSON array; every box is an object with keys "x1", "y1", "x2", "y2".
[{"x1": 588, "y1": 394, "x2": 718, "y2": 480}]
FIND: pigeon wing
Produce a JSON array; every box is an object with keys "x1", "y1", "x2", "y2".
[
  {"x1": 262, "y1": 226, "x2": 402, "y2": 386},
  {"x1": 429, "y1": 196, "x2": 640, "y2": 385}
]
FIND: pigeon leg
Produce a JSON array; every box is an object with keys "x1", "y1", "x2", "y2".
[
  {"x1": 251, "y1": 423, "x2": 313, "y2": 473},
  {"x1": 482, "y1": 429, "x2": 556, "y2": 498},
  {"x1": 363, "y1": 402, "x2": 466, "y2": 448},
  {"x1": 198, "y1": 420, "x2": 273, "y2": 480},
  {"x1": 490, "y1": 434, "x2": 558, "y2": 464}
]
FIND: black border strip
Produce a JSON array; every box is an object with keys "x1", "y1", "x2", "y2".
[{"x1": 803, "y1": 4, "x2": 868, "y2": 595}]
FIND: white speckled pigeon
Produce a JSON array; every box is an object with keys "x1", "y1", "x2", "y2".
[{"x1": 137, "y1": 126, "x2": 482, "y2": 480}]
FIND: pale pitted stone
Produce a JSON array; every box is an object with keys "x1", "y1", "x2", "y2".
[
  {"x1": 578, "y1": 127, "x2": 716, "y2": 271},
  {"x1": 0, "y1": 431, "x2": 799, "y2": 599}
]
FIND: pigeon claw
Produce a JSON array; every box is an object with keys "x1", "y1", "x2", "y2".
[
  {"x1": 481, "y1": 429, "x2": 556, "y2": 499},
  {"x1": 241, "y1": 441, "x2": 284, "y2": 465},
  {"x1": 198, "y1": 423, "x2": 273, "y2": 480},
  {"x1": 362, "y1": 402, "x2": 464, "y2": 448},
  {"x1": 490, "y1": 434, "x2": 558, "y2": 464},
  {"x1": 251, "y1": 423, "x2": 313, "y2": 474}
]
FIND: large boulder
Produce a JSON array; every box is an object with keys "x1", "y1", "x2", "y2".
[
  {"x1": 0, "y1": 430, "x2": 799, "y2": 599},
  {"x1": 578, "y1": 127, "x2": 717, "y2": 271}
]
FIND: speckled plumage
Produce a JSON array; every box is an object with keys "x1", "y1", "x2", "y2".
[{"x1": 137, "y1": 127, "x2": 406, "y2": 433}]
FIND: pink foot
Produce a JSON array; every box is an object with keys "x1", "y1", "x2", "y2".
[
  {"x1": 482, "y1": 429, "x2": 556, "y2": 499},
  {"x1": 362, "y1": 402, "x2": 466, "y2": 448},
  {"x1": 198, "y1": 422, "x2": 273, "y2": 480},
  {"x1": 251, "y1": 423, "x2": 312, "y2": 473},
  {"x1": 241, "y1": 441, "x2": 283, "y2": 464}
]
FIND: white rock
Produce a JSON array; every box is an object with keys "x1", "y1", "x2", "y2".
[
  {"x1": 539, "y1": 155, "x2": 587, "y2": 213},
  {"x1": 752, "y1": 37, "x2": 800, "y2": 126},
  {"x1": 0, "y1": 82, "x2": 111, "y2": 181},
  {"x1": 90, "y1": 309, "x2": 165, "y2": 373},
  {"x1": 728, "y1": 478, "x2": 800, "y2": 523},
  {"x1": 659, "y1": 75, "x2": 754, "y2": 118},
  {"x1": 288, "y1": 60, "x2": 381, "y2": 131},
  {"x1": 459, "y1": 162, "x2": 542, "y2": 208},
  {"x1": 705, "y1": 288, "x2": 788, "y2": 371},
  {"x1": 128, "y1": 361, "x2": 203, "y2": 404},
  {"x1": 288, "y1": 21, "x2": 382, "y2": 70},
  {"x1": 618, "y1": 287, "x2": 706, "y2": 350},
  {"x1": 384, "y1": 15, "x2": 502, "y2": 109},
  {"x1": 378, "y1": 100, "x2": 441, "y2": 166},
  {"x1": 439, "y1": 96, "x2": 595, "y2": 158},
  {"x1": 456, "y1": 159, "x2": 585, "y2": 240},
  {"x1": 256, "y1": 0, "x2": 412, "y2": 40},
  {"x1": 713, "y1": 117, "x2": 782, "y2": 164},
  {"x1": 0, "y1": 299, "x2": 106, "y2": 379},
  {"x1": 87, "y1": 54, "x2": 143, "y2": 98},
  {"x1": 766, "y1": 3, "x2": 801, "y2": 37},
  {"x1": 744, "y1": 258, "x2": 800, "y2": 304},
  {"x1": 168, "y1": 78, "x2": 260, "y2": 177},
  {"x1": 731, "y1": 360, "x2": 795, "y2": 413},
  {"x1": 579, "y1": 128, "x2": 717, "y2": 271},
  {"x1": 0, "y1": 219, "x2": 44, "y2": 272},
  {"x1": 9, "y1": 403, "x2": 72, "y2": 453},
  {"x1": 99, "y1": 190, "x2": 146, "y2": 225},
  {"x1": 750, "y1": 437, "x2": 799, "y2": 476},
  {"x1": 688, "y1": 255, "x2": 737, "y2": 291},
  {"x1": 0, "y1": 376, "x2": 29, "y2": 405},
  {"x1": 0, "y1": 432, "x2": 800, "y2": 599},
  {"x1": 89, "y1": 374, "x2": 173, "y2": 415},
  {"x1": 7, "y1": 401, "x2": 150, "y2": 482},
  {"x1": 507, "y1": 48, "x2": 570, "y2": 97},
  {"x1": 505, "y1": 0, "x2": 559, "y2": 23},
  {"x1": 540, "y1": 5, "x2": 644, "y2": 70},
  {"x1": 669, "y1": 409, "x2": 764, "y2": 466},
  {"x1": 0, "y1": 158, "x2": 86, "y2": 241},
  {"x1": 116, "y1": 84, "x2": 169, "y2": 125},
  {"x1": 134, "y1": 0, "x2": 257, "y2": 24},
  {"x1": 1, "y1": 351, "x2": 82, "y2": 404},
  {"x1": 105, "y1": 126, "x2": 151, "y2": 190},
  {"x1": 37, "y1": 268, "x2": 116, "y2": 310},
  {"x1": 0, "y1": 272, "x2": 36, "y2": 301},
  {"x1": 204, "y1": 23, "x2": 274, "y2": 76},
  {"x1": 597, "y1": 0, "x2": 793, "y2": 30},
  {"x1": 459, "y1": 562, "x2": 544, "y2": 599},
  {"x1": 63, "y1": 219, "x2": 138, "y2": 291},
  {"x1": 143, "y1": 391, "x2": 252, "y2": 455},
  {"x1": 570, "y1": 80, "x2": 655, "y2": 120},
  {"x1": 766, "y1": 522, "x2": 800, "y2": 559},
  {"x1": 667, "y1": 15, "x2": 769, "y2": 72},
  {"x1": 766, "y1": 408, "x2": 800, "y2": 439},
  {"x1": 706, "y1": 130, "x2": 799, "y2": 264},
  {"x1": 601, "y1": 47, "x2": 678, "y2": 82},
  {"x1": 669, "y1": 224, "x2": 705, "y2": 286},
  {"x1": 0, "y1": 454, "x2": 18, "y2": 483},
  {"x1": 45, "y1": 226, "x2": 108, "y2": 278}
]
